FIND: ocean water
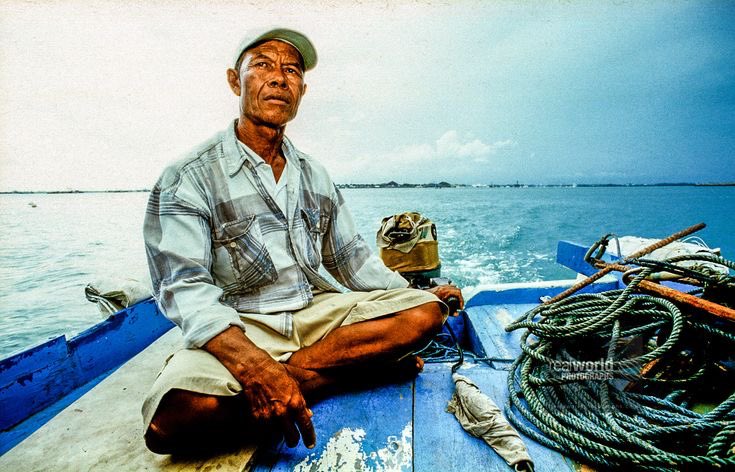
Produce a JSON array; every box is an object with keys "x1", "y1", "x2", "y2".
[{"x1": 1, "y1": 186, "x2": 733, "y2": 357}]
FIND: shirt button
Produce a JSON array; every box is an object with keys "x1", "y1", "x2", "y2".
[{"x1": 229, "y1": 242, "x2": 237, "y2": 248}]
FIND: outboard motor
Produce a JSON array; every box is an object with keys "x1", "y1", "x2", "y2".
[
  {"x1": 377, "y1": 212, "x2": 442, "y2": 288},
  {"x1": 378, "y1": 211, "x2": 463, "y2": 339},
  {"x1": 377, "y1": 211, "x2": 459, "y2": 312}
]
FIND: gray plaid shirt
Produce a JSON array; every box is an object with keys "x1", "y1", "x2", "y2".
[{"x1": 144, "y1": 120, "x2": 407, "y2": 348}]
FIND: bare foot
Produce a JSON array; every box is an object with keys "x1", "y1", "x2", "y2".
[
  {"x1": 283, "y1": 364, "x2": 339, "y2": 402},
  {"x1": 283, "y1": 355, "x2": 426, "y2": 403},
  {"x1": 323, "y1": 355, "x2": 425, "y2": 389},
  {"x1": 381, "y1": 354, "x2": 424, "y2": 380}
]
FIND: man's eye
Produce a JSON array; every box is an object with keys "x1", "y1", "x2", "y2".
[{"x1": 255, "y1": 62, "x2": 268, "y2": 68}]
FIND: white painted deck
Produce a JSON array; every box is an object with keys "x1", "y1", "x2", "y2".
[{"x1": 0, "y1": 328, "x2": 257, "y2": 471}]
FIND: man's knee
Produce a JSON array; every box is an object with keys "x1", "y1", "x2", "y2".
[
  {"x1": 144, "y1": 389, "x2": 232, "y2": 454},
  {"x1": 145, "y1": 420, "x2": 173, "y2": 454},
  {"x1": 400, "y1": 301, "x2": 444, "y2": 343}
]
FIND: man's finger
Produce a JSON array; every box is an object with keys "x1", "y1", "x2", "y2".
[
  {"x1": 296, "y1": 406, "x2": 317, "y2": 449},
  {"x1": 280, "y1": 416, "x2": 301, "y2": 448}
]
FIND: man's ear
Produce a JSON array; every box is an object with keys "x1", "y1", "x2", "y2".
[
  {"x1": 302, "y1": 83, "x2": 307, "y2": 96},
  {"x1": 226, "y1": 68, "x2": 241, "y2": 96}
]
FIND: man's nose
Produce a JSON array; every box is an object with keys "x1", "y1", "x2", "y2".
[{"x1": 268, "y1": 70, "x2": 288, "y2": 89}]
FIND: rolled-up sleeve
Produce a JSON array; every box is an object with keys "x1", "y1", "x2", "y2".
[
  {"x1": 144, "y1": 175, "x2": 246, "y2": 349},
  {"x1": 321, "y1": 185, "x2": 409, "y2": 291}
]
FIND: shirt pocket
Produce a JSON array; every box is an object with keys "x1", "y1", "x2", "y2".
[
  {"x1": 300, "y1": 208, "x2": 326, "y2": 268},
  {"x1": 212, "y1": 215, "x2": 278, "y2": 294}
]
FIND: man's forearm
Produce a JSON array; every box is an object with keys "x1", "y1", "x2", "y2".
[
  {"x1": 203, "y1": 326, "x2": 277, "y2": 380},
  {"x1": 202, "y1": 325, "x2": 317, "y2": 448}
]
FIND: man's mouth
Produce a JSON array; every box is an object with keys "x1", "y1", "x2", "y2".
[{"x1": 264, "y1": 95, "x2": 291, "y2": 105}]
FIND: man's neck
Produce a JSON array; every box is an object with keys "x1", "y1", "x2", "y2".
[{"x1": 235, "y1": 118, "x2": 285, "y2": 166}]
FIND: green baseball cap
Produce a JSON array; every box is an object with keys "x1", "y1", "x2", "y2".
[{"x1": 233, "y1": 27, "x2": 317, "y2": 71}]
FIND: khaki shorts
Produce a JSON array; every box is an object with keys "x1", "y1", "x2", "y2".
[{"x1": 142, "y1": 288, "x2": 443, "y2": 427}]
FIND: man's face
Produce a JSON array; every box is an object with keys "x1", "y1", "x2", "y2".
[{"x1": 229, "y1": 40, "x2": 307, "y2": 128}]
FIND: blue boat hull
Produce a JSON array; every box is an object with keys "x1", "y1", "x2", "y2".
[{"x1": 0, "y1": 240, "x2": 622, "y2": 469}]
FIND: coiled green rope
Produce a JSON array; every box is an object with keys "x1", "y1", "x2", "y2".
[{"x1": 504, "y1": 266, "x2": 735, "y2": 471}]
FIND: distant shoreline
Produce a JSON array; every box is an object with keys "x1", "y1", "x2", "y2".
[
  {"x1": 336, "y1": 181, "x2": 735, "y2": 189},
  {"x1": 0, "y1": 189, "x2": 151, "y2": 195},
  {"x1": 2, "y1": 181, "x2": 734, "y2": 194}
]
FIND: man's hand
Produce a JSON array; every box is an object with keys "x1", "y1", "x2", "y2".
[
  {"x1": 204, "y1": 326, "x2": 316, "y2": 449},
  {"x1": 426, "y1": 284, "x2": 464, "y2": 315}
]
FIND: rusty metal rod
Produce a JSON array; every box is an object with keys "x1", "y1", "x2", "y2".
[
  {"x1": 544, "y1": 222, "x2": 706, "y2": 305},
  {"x1": 623, "y1": 357, "x2": 663, "y2": 392},
  {"x1": 635, "y1": 279, "x2": 735, "y2": 322},
  {"x1": 621, "y1": 222, "x2": 706, "y2": 260},
  {"x1": 594, "y1": 261, "x2": 735, "y2": 322}
]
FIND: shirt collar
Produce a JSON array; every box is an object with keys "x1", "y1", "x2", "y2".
[
  {"x1": 236, "y1": 139, "x2": 268, "y2": 169},
  {"x1": 225, "y1": 119, "x2": 299, "y2": 177}
]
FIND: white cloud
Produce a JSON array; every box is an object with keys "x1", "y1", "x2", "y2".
[
  {"x1": 492, "y1": 139, "x2": 518, "y2": 150},
  {"x1": 436, "y1": 131, "x2": 492, "y2": 159},
  {"x1": 327, "y1": 130, "x2": 517, "y2": 183},
  {"x1": 405, "y1": 130, "x2": 515, "y2": 164}
]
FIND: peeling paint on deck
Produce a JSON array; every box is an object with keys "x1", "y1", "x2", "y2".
[{"x1": 294, "y1": 423, "x2": 412, "y2": 471}]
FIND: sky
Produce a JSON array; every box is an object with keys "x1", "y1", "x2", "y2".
[{"x1": 0, "y1": 0, "x2": 733, "y2": 191}]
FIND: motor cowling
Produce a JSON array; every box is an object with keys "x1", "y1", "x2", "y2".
[{"x1": 376, "y1": 211, "x2": 441, "y2": 288}]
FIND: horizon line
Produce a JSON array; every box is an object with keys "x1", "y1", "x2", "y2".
[{"x1": 2, "y1": 181, "x2": 735, "y2": 194}]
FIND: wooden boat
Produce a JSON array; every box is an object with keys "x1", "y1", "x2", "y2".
[{"x1": 0, "y1": 239, "x2": 725, "y2": 470}]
